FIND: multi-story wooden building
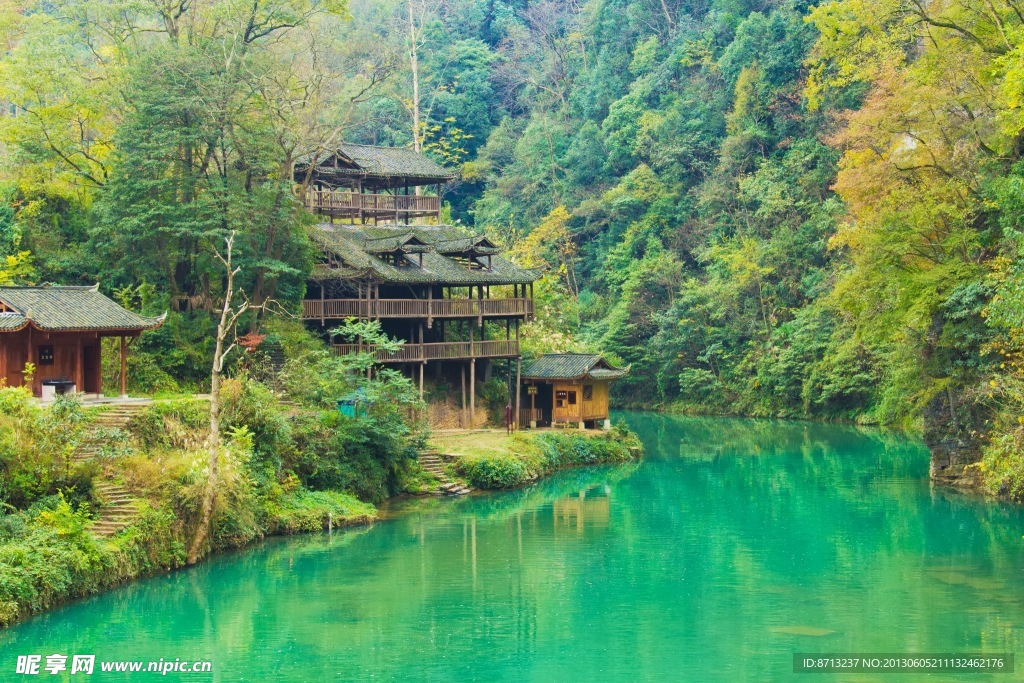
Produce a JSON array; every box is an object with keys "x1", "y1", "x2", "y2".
[
  {"x1": 296, "y1": 143, "x2": 457, "y2": 224},
  {"x1": 298, "y1": 144, "x2": 539, "y2": 426}
]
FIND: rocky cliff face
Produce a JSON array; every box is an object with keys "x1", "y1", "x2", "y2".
[{"x1": 923, "y1": 385, "x2": 988, "y2": 490}]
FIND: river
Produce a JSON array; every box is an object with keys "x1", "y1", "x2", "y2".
[{"x1": 2, "y1": 413, "x2": 1023, "y2": 680}]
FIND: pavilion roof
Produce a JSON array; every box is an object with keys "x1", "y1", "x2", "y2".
[
  {"x1": 0, "y1": 285, "x2": 166, "y2": 333},
  {"x1": 310, "y1": 225, "x2": 540, "y2": 286},
  {"x1": 297, "y1": 143, "x2": 457, "y2": 190},
  {"x1": 520, "y1": 353, "x2": 630, "y2": 381}
]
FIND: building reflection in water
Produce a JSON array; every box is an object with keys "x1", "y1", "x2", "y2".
[{"x1": 553, "y1": 484, "x2": 611, "y2": 534}]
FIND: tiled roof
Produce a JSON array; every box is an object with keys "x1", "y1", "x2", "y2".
[
  {"x1": 310, "y1": 225, "x2": 540, "y2": 286},
  {"x1": 336, "y1": 144, "x2": 457, "y2": 180},
  {"x1": 520, "y1": 353, "x2": 630, "y2": 381},
  {"x1": 0, "y1": 286, "x2": 166, "y2": 333}
]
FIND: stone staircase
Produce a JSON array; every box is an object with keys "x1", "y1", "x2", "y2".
[
  {"x1": 77, "y1": 404, "x2": 148, "y2": 537},
  {"x1": 90, "y1": 480, "x2": 139, "y2": 536},
  {"x1": 419, "y1": 451, "x2": 472, "y2": 497}
]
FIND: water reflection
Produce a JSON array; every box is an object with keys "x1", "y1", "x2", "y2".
[
  {"x1": 1, "y1": 413, "x2": 1022, "y2": 682},
  {"x1": 553, "y1": 485, "x2": 611, "y2": 534}
]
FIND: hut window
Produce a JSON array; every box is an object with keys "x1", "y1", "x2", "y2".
[
  {"x1": 38, "y1": 345, "x2": 54, "y2": 365},
  {"x1": 567, "y1": 391, "x2": 577, "y2": 405},
  {"x1": 556, "y1": 390, "x2": 567, "y2": 407},
  {"x1": 583, "y1": 384, "x2": 594, "y2": 401}
]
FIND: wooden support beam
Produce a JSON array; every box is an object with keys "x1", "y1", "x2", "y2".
[
  {"x1": 515, "y1": 357, "x2": 521, "y2": 431},
  {"x1": 76, "y1": 334, "x2": 84, "y2": 395},
  {"x1": 461, "y1": 364, "x2": 467, "y2": 427},
  {"x1": 427, "y1": 286, "x2": 433, "y2": 329},
  {"x1": 120, "y1": 335, "x2": 127, "y2": 398},
  {"x1": 470, "y1": 357, "x2": 476, "y2": 426}
]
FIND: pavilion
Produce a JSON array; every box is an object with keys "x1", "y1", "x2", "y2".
[{"x1": 0, "y1": 285, "x2": 165, "y2": 398}]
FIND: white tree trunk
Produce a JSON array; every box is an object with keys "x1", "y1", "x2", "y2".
[{"x1": 188, "y1": 233, "x2": 245, "y2": 565}]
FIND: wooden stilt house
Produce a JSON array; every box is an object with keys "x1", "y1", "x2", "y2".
[
  {"x1": 298, "y1": 143, "x2": 541, "y2": 427},
  {"x1": 302, "y1": 224, "x2": 540, "y2": 426}
]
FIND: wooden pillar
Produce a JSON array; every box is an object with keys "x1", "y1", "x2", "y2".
[
  {"x1": 76, "y1": 334, "x2": 84, "y2": 395},
  {"x1": 419, "y1": 363, "x2": 424, "y2": 401},
  {"x1": 319, "y1": 283, "x2": 325, "y2": 325},
  {"x1": 427, "y1": 286, "x2": 433, "y2": 329},
  {"x1": 461, "y1": 363, "x2": 467, "y2": 427},
  {"x1": 477, "y1": 284, "x2": 483, "y2": 327},
  {"x1": 358, "y1": 180, "x2": 364, "y2": 224},
  {"x1": 25, "y1": 326, "x2": 33, "y2": 394},
  {"x1": 515, "y1": 357, "x2": 521, "y2": 431},
  {"x1": 470, "y1": 357, "x2": 476, "y2": 426},
  {"x1": 119, "y1": 335, "x2": 127, "y2": 398}
]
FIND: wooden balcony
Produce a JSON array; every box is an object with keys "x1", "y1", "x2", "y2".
[
  {"x1": 332, "y1": 339, "x2": 520, "y2": 363},
  {"x1": 302, "y1": 298, "x2": 533, "y2": 321},
  {"x1": 306, "y1": 189, "x2": 440, "y2": 220}
]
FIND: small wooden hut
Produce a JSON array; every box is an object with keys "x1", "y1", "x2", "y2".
[
  {"x1": 519, "y1": 353, "x2": 629, "y2": 429},
  {"x1": 0, "y1": 285, "x2": 165, "y2": 398}
]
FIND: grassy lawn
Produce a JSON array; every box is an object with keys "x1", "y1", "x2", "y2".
[
  {"x1": 428, "y1": 428, "x2": 603, "y2": 459},
  {"x1": 428, "y1": 430, "x2": 519, "y2": 458}
]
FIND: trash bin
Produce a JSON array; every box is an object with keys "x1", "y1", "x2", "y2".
[
  {"x1": 41, "y1": 378, "x2": 76, "y2": 401},
  {"x1": 336, "y1": 388, "x2": 369, "y2": 418}
]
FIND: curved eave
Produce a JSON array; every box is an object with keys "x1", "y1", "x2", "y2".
[{"x1": 0, "y1": 312, "x2": 168, "y2": 335}]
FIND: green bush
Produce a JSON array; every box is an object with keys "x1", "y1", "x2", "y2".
[
  {"x1": 458, "y1": 452, "x2": 532, "y2": 488},
  {"x1": 288, "y1": 411, "x2": 415, "y2": 503}
]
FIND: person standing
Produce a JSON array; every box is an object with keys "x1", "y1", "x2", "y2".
[{"x1": 505, "y1": 402, "x2": 514, "y2": 434}]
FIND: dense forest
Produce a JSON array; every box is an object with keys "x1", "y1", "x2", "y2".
[{"x1": 3, "y1": 0, "x2": 1024, "y2": 493}]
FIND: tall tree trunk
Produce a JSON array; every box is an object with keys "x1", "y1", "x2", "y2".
[
  {"x1": 188, "y1": 233, "x2": 246, "y2": 564},
  {"x1": 409, "y1": 1, "x2": 422, "y2": 155}
]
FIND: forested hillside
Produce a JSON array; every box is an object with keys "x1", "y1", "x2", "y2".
[{"x1": 3, "y1": 0, "x2": 1024, "y2": 493}]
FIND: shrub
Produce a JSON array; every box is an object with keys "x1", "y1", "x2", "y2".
[
  {"x1": 458, "y1": 452, "x2": 532, "y2": 488},
  {"x1": 288, "y1": 411, "x2": 415, "y2": 503}
]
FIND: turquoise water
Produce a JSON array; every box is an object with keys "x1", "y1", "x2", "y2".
[{"x1": 2, "y1": 413, "x2": 1024, "y2": 681}]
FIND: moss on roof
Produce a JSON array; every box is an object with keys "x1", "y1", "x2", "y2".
[
  {"x1": 337, "y1": 144, "x2": 456, "y2": 179},
  {"x1": 298, "y1": 144, "x2": 457, "y2": 188},
  {"x1": 311, "y1": 225, "x2": 540, "y2": 286},
  {"x1": 520, "y1": 353, "x2": 630, "y2": 381},
  {"x1": 0, "y1": 286, "x2": 166, "y2": 333}
]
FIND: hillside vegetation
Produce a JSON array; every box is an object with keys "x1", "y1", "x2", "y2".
[{"x1": 2, "y1": 0, "x2": 1024, "y2": 494}]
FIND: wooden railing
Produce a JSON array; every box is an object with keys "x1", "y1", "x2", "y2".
[
  {"x1": 519, "y1": 408, "x2": 543, "y2": 428},
  {"x1": 331, "y1": 339, "x2": 520, "y2": 363},
  {"x1": 305, "y1": 190, "x2": 440, "y2": 215},
  {"x1": 302, "y1": 298, "x2": 533, "y2": 320}
]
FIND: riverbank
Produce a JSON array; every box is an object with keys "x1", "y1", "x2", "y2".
[
  {"x1": 430, "y1": 426, "x2": 643, "y2": 490},
  {"x1": 7, "y1": 413, "x2": 1020, "y2": 680},
  {"x1": 0, "y1": 386, "x2": 642, "y2": 629}
]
